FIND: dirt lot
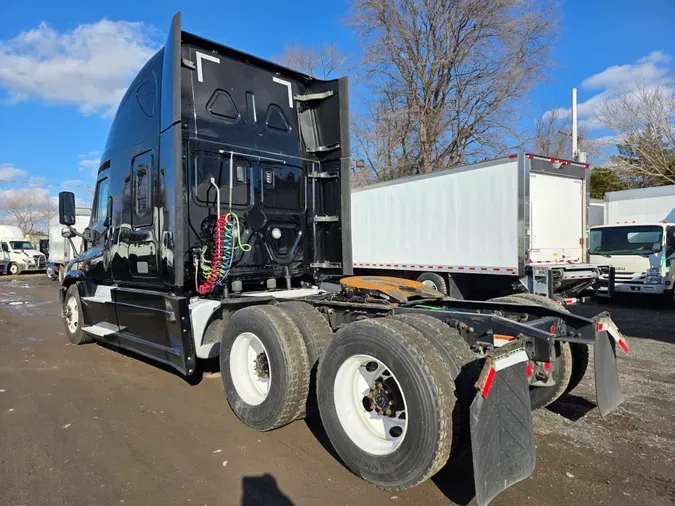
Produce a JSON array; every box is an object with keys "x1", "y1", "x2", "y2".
[{"x1": 1, "y1": 275, "x2": 674, "y2": 506}]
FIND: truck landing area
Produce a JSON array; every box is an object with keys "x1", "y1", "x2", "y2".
[{"x1": 1, "y1": 275, "x2": 673, "y2": 506}]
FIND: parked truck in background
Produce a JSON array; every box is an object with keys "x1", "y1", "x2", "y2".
[
  {"x1": 590, "y1": 184, "x2": 675, "y2": 298},
  {"x1": 0, "y1": 225, "x2": 48, "y2": 275},
  {"x1": 589, "y1": 198, "x2": 605, "y2": 227},
  {"x1": 54, "y1": 12, "x2": 627, "y2": 505},
  {"x1": 352, "y1": 154, "x2": 605, "y2": 303},
  {"x1": 47, "y1": 208, "x2": 91, "y2": 282}
]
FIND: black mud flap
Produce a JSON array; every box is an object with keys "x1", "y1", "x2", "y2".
[
  {"x1": 470, "y1": 363, "x2": 536, "y2": 506},
  {"x1": 594, "y1": 327, "x2": 625, "y2": 417}
]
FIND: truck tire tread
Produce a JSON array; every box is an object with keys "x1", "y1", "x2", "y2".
[
  {"x1": 220, "y1": 305, "x2": 310, "y2": 431},
  {"x1": 63, "y1": 284, "x2": 94, "y2": 345},
  {"x1": 317, "y1": 317, "x2": 455, "y2": 490},
  {"x1": 488, "y1": 294, "x2": 575, "y2": 409},
  {"x1": 279, "y1": 301, "x2": 334, "y2": 419}
]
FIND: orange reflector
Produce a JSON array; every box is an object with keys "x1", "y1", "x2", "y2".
[
  {"x1": 544, "y1": 362, "x2": 551, "y2": 372},
  {"x1": 550, "y1": 325, "x2": 557, "y2": 333}
]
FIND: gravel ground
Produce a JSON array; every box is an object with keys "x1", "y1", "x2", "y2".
[{"x1": 0, "y1": 274, "x2": 674, "y2": 505}]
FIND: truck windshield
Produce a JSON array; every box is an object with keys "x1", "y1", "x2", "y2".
[
  {"x1": 590, "y1": 226, "x2": 663, "y2": 255},
  {"x1": 9, "y1": 241, "x2": 35, "y2": 250}
]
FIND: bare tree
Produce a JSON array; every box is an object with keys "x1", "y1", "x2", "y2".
[
  {"x1": 533, "y1": 108, "x2": 601, "y2": 161},
  {"x1": 596, "y1": 78, "x2": 675, "y2": 185},
  {"x1": 0, "y1": 189, "x2": 53, "y2": 236},
  {"x1": 275, "y1": 43, "x2": 347, "y2": 79},
  {"x1": 350, "y1": 0, "x2": 557, "y2": 178}
]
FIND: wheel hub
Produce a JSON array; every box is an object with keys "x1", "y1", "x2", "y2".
[
  {"x1": 253, "y1": 352, "x2": 269, "y2": 379},
  {"x1": 367, "y1": 380, "x2": 400, "y2": 416}
]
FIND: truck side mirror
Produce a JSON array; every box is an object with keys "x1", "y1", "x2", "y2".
[{"x1": 59, "y1": 192, "x2": 76, "y2": 226}]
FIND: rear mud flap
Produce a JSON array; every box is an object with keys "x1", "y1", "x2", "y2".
[
  {"x1": 594, "y1": 328, "x2": 625, "y2": 417},
  {"x1": 470, "y1": 363, "x2": 536, "y2": 506}
]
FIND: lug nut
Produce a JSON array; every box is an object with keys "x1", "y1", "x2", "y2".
[
  {"x1": 388, "y1": 400, "x2": 394, "y2": 406},
  {"x1": 368, "y1": 393, "x2": 374, "y2": 399},
  {"x1": 377, "y1": 383, "x2": 383, "y2": 388},
  {"x1": 371, "y1": 403, "x2": 377, "y2": 410},
  {"x1": 377, "y1": 410, "x2": 384, "y2": 415},
  {"x1": 385, "y1": 409, "x2": 392, "y2": 416}
]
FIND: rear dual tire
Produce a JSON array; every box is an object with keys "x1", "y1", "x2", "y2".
[
  {"x1": 317, "y1": 317, "x2": 468, "y2": 490},
  {"x1": 222, "y1": 307, "x2": 476, "y2": 489},
  {"x1": 488, "y1": 294, "x2": 579, "y2": 409},
  {"x1": 220, "y1": 305, "x2": 310, "y2": 431}
]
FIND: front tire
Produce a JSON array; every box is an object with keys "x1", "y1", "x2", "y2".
[
  {"x1": 220, "y1": 305, "x2": 310, "y2": 431},
  {"x1": 63, "y1": 284, "x2": 93, "y2": 345},
  {"x1": 317, "y1": 318, "x2": 454, "y2": 490},
  {"x1": 8, "y1": 262, "x2": 20, "y2": 276}
]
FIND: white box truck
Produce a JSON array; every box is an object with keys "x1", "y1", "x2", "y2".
[
  {"x1": 47, "y1": 208, "x2": 90, "y2": 282},
  {"x1": 590, "y1": 185, "x2": 675, "y2": 297},
  {"x1": 0, "y1": 225, "x2": 48, "y2": 275},
  {"x1": 589, "y1": 198, "x2": 605, "y2": 227},
  {"x1": 352, "y1": 153, "x2": 604, "y2": 301}
]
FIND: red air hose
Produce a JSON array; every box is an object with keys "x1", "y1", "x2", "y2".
[{"x1": 197, "y1": 213, "x2": 228, "y2": 294}]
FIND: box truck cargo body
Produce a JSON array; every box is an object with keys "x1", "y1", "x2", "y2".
[
  {"x1": 589, "y1": 198, "x2": 605, "y2": 227},
  {"x1": 590, "y1": 185, "x2": 675, "y2": 297},
  {"x1": 352, "y1": 153, "x2": 602, "y2": 300},
  {"x1": 47, "y1": 209, "x2": 91, "y2": 281}
]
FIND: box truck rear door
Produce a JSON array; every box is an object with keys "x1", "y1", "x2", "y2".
[{"x1": 529, "y1": 173, "x2": 584, "y2": 264}]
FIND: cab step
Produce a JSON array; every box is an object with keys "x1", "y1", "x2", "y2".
[{"x1": 82, "y1": 322, "x2": 125, "y2": 337}]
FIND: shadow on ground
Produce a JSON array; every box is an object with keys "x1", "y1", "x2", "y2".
[
  {"x1": 241, "y1": 474, "x2": 294, "y2": 505},
  {"x1": 547, "y1": 394, "x2": 597, "y2": 421}
]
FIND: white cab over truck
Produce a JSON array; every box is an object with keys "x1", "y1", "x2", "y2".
[
  {"x1": 47, "y1": 209, "x2": 91, "y2": 282},
  {"x1": 0, "y1": 225, "x2": 47, "y2": 275},
  {"x1": 590, "y1": 185, "x2": 675, "y2": 297},
  {"x1": 352, "y1": 153, "x2": 603, "y2": 302}
]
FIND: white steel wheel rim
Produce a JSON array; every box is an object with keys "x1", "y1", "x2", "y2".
[
  {"x1": 421, "y1": 279, "x2": 438, "y2": 290},
  {"x1": 229, "y1": 332, "x2": 271, "y2": 406},
  {"x1": 9, "y1": 264, "x2": 18, "y2": 275},
  {"x1": 65, "y1": 296, "x2": 79, "y2": 333},
  {"x1": 333, "y1": 354, "x2": 408, "y2": 456}
]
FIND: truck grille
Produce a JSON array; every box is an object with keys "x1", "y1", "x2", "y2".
[{"x1": 34, "y1": 255, "x2": 46, "y2": 268}]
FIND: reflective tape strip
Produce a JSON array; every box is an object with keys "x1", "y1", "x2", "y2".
[
  {"x1": 352, "y1": 263, "x2": 516, "y2": 274},
  {"x1": 494, "y1": 350, "x2": 530, "y2": 371},
  {"x1": 494, "y1": 335, "x2": 517, "y2": 348}
]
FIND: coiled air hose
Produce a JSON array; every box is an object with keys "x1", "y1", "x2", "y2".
[{"x1": 197, "y1": 168, "x2": 251, "y2": 294}]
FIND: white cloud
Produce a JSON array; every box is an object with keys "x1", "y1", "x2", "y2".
[
  {"x1": 77, "y1": 152, "x2": 101, "y2": 179},
  {"x1": 0, "y1": 186, "x2": 50, "y2": 205},
  {"x1": 0, "y1": 163, "x2": 28, "y2": 183},
  {"x1": 0, "y1": 19, "x2": 159, "y2": 116},
  {"x1": 581, "y1": 51, "x2": 671, "y2": 92},
  {"x1": 543, "y1": 51, "x2": 674, "y2": 132},
  {"x1": 78, "y1": 158, "x2": 100, "y2": 171}
]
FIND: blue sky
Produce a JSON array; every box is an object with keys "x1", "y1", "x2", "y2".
[{"x1": 0, "y1": 0, "x2": 673, "y2": 209}]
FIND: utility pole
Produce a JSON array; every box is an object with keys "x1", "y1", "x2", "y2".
[{"x1": 571, "y1": 88, "x2": 587, "y2": 163}]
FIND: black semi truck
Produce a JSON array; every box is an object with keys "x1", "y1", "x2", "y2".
[{"x1": 57, "y1": 12, "x2": 628, "y2": 505}]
